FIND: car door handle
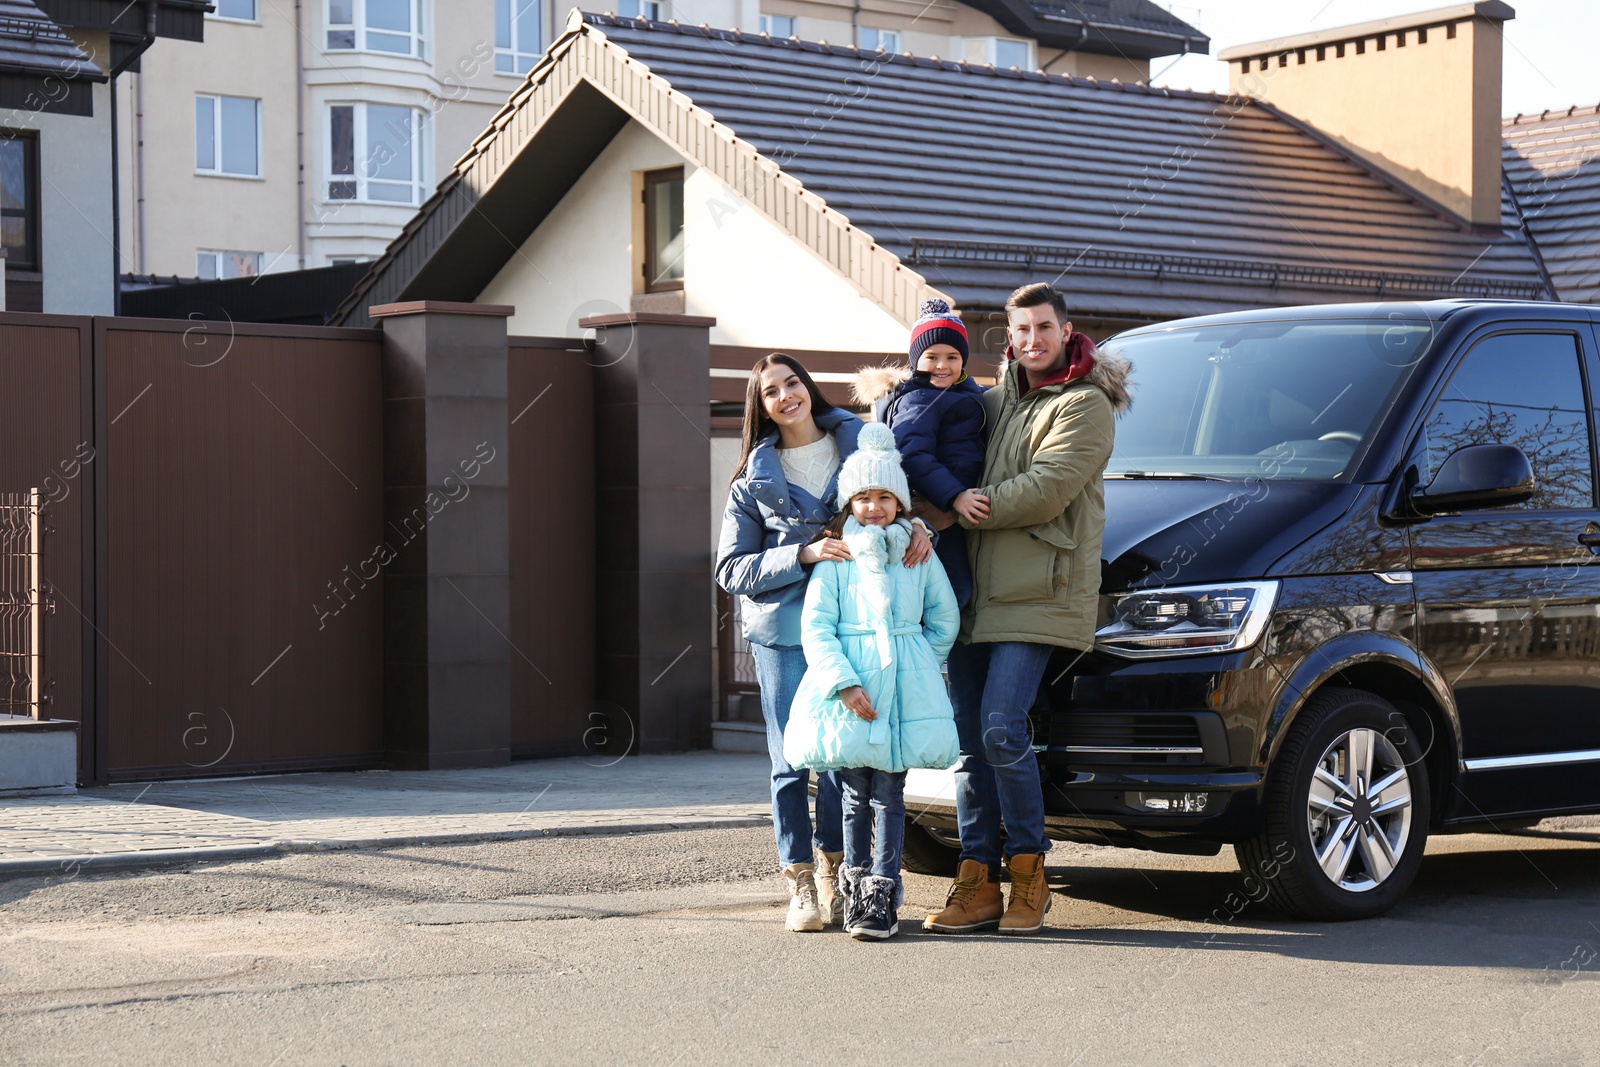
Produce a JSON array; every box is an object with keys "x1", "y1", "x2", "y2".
[{"x1": 1579, "y1": 529, "x2": 1600, "y2": 549}]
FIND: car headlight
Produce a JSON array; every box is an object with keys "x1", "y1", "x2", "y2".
[{"x1": 1096, "y1": 581, "x2": 1279, "y2": 658}]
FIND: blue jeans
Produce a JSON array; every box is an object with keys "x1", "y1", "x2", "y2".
[
  {"x1": 750, "y1": 642, "x2": 843, "y2": 867},
  {"x1": 839, "y1": 767, "x2": 907, "y2": 883},
  {"x1": 948, "y1": 640, "x2": 1052, "y2": 865}
]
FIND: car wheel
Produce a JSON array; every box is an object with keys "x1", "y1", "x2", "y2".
[
  {"x1": 901, "y1": 818, "x2": 962, "y2": 877},
  {"x1": 1236, "y1": 687, "x2": 1430, "y2": 921}
]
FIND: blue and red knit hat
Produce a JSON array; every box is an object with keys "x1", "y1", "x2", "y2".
[{"x1": 909, "y1": 299, "x2": 969, "y2": 368}]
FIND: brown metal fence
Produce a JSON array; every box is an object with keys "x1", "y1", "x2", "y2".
[
  {"x1": 0, "y1": 490, "x2": 46, "y2": 718},
  {"x1": 0, "y1": 313, "x2": 387, "y2": 782},
  {"x1": 96, "y1": 317, "x2": 386, "y2": 780},
  {"x1": 508, "y1": 336, "x2": 596, "y2": 758}
]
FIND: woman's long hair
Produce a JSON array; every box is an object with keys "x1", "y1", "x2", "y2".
[
  {"x1": 810, "y1": 506, "x2": 852, "y2": 544},
  {"x1": 730, "y1": 353, "x2": 838, "y2": 485}
]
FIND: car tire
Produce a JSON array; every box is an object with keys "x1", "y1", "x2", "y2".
[
  {"x1": 1236, "y1": 687, "x2": 1430, "y2": 921},
  {"x1": 901, "y1": 818, "x2": 962, "y2": 877}
]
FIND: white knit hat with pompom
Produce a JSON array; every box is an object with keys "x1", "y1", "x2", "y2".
[{"x1": 835, "y1": 421, "x2": 912, "y2": 512}]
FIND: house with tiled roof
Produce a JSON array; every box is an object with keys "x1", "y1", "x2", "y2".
[
  {"x1": 332, "y1": 1, "x2": 1554, "y2": 357},
  {"x1": 1503, "y1": 104, "x2": 1600, "y2": 303}
]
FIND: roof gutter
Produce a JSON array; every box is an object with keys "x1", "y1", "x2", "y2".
[
  {"x1": 1031, "y1": 11, "x2": 1208, "y2": 59},
  {"x1": 109, "y1": 0, "x2": 159, "y2": 76}
]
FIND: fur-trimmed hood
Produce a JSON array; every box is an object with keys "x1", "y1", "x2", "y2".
[
  {"x1": 850, "y1": 364, "x2": 910, "y2": 408},
  {"x1": 1086, "y1": 352, "x2": 1134, "y2": 415}
]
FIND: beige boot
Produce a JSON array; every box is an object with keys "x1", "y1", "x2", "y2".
[
  {"x1": 815, "y1": 850, "x2": 845, "y2": 926},
  {"x1": 783, "y1": 863, "x2": 824, "y2": 932},
  {"x1": 998, "y1": 853, "x2": 1052, "y2": 935},
  {"x1": 922, "y1": 859, "x2": 1004, "y2": 933}
]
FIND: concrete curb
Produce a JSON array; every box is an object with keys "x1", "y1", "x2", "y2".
[{"x1": 0, "y1": 815, "x2": 772, "y2": 880}]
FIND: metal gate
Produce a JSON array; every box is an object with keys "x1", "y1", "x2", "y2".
[
  {"x1": 715, "y1": 587, "x2": 760, "y2": 722},
  {"x1": 0, "y1": 489, "x2": 48, "y2": 719}
]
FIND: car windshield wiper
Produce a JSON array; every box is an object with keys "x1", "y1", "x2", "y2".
[{"x1": 1106, "y1": 471, "x2": 1232, "y2": 482}]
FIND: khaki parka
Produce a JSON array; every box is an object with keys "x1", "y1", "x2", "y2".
[{"x1": 958, "y1": 349, "x2": 1132, "y2": 650}]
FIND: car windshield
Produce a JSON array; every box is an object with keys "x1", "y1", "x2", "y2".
[{"x1": 1099, "y1": 318, "x2": 1430, "y2": 481}]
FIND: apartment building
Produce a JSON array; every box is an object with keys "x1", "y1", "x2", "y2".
[{"x1": 115, "y1": 0, "x2": 1206, "y2": 280}]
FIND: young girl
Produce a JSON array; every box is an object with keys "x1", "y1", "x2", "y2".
[
  {"x1": 852, "y1": 299, "x2": 988, "y2": 607},
  {"x1": 782, "y1": 422, "x2": 960, "y2": 940}
]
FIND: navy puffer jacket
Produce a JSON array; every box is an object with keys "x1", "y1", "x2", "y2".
[{"x1": 876, "y1": 374, "x2": 987, "y2": 511}]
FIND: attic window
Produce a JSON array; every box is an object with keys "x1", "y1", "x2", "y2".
[{"x1": 643, "y1": 166, "x2": 684, "y2": 292}]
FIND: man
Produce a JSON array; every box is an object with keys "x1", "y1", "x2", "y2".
[{"x1": 922, "y1": 282, "x2": 1130, "y2": 935}]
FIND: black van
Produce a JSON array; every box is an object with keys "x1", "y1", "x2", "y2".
[{"x1": 903, "y1": 299, "x2": 1600, "y2": 920}]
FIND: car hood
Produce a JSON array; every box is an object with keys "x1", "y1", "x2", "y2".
[{"x1": 1101, "y1": 478, "x2": 1359, "y2": 590}]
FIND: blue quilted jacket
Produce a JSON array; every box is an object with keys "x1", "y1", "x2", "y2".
[
  {"x1": 782, "y1": 518, "x2": 960, "y2": 773},
  {"x1": 715, "y1": 408, "x2": 864, "y2": 648}
]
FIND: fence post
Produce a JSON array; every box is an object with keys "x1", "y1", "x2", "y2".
[
  {"x1": 579, "y1": 312, "x2": 714, "y2": 754},
  {"x1": 371, "y1": 301, "x2": 514, "y2": 769}
]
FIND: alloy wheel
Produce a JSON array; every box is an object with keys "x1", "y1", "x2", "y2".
[{"x1": 1305, "y1": 727, "x2": 1414, "y2": 893}]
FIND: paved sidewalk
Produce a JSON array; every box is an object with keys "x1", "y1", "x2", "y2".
[{"x1": 0, "y1": 752, "x2": 772, "y2": 877}]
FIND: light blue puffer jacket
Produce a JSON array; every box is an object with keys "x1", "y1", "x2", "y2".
[{"x1": 783, "y1": 518, "x2": 961, "y2": 773}]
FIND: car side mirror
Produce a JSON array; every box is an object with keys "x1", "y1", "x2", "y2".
[{"x1": 1411, "y1": 444, "x2": 1535, "y2": 515}]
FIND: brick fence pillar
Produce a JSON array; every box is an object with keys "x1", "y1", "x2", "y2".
[
  {"x1": 372, "y1": 301, "x2": 513, "y2": 769},
  {"x1": 579, "y1": 312, "x2": 714, "y2": 754}
]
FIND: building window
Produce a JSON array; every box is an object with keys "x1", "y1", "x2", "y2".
[
  {"x1": 965, "y1": 36, "x2": 1031, "y2": 67},
  {"x1": 211, "y1": 0, "x2": 258, "y2": 20},
  {"x1": 858, "y1": 27, "x2": 899, "y2": 52},
  {"x1": 759, "y1": 13, "x2": 794, "y2": 36},
  {"x1": 495, "y1": 0, "x2": 542, "y2": 74},
  {"x1": 197, "y1": 250, "x2": 262, "y2": 280},
  {"x1": 327, "y1": 103, "x2": 428, "y2": 204},
  {"x1": 326, "y1": 0, "x2": 426, "y2": 57},
  {"x1": 195, "y1": 94, "x2": 261, "y2": 178},
  {"x1": 0, "y1": 132, "x2": 39, "y2": 271},
  {"x1": 643, "y1": 166, "x2": 684, "y2": 292},
  {"x1": 615, "y1": 0, "x2": 663, "y2": 20}
]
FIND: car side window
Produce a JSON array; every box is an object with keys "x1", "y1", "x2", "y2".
[{"x1": 1420, "y1": 332, "x2": 1594, "y2": 511}]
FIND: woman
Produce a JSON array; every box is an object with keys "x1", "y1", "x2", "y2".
[{"x1": 715, "y1": 353, "x2": 933, "y2": 933}]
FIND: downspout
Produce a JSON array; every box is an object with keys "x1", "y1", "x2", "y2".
[
  {"x1": 1038, "y1": 20, "x2": 1087, "y2": 74},
  {"x1": 109, "y1": 0, "x2": 160, "y2": 315},
  {"x1": 134, "y1": 66, "x2": 146, "y2": 273},
  {"x1": 851, "y1": 0, "x2": 859, "y2": 46},
  {"x1": 294, "y1": 0, "x2": 306, "y2": 269}
]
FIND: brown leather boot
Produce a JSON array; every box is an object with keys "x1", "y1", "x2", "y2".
[
  {"x1": 998, "y1": 853, "x2": 1052, "y2": 934},
  {"x1": 922, "y1": 859, "x2": 1004, "y2": 933}
]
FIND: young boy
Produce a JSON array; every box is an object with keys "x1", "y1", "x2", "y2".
[{"x1": 852, "y1": 299, "x2": 987, "y2": 607}]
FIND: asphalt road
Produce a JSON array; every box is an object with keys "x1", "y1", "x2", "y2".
[{"x1": 2, "y1": 822, "x2": 1598, "y2": 1066}]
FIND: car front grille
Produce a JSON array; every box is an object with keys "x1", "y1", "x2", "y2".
[{"x1": 1048, "y1": 712, "x2": 1222, "y2": 766}]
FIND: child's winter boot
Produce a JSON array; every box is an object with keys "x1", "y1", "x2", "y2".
[
  {"x1": 838, "y1": 866, "x2": 868, "y2": 934},
  {"x1": 851, "y1": 875, "x2": 901, "y2": 941}
]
